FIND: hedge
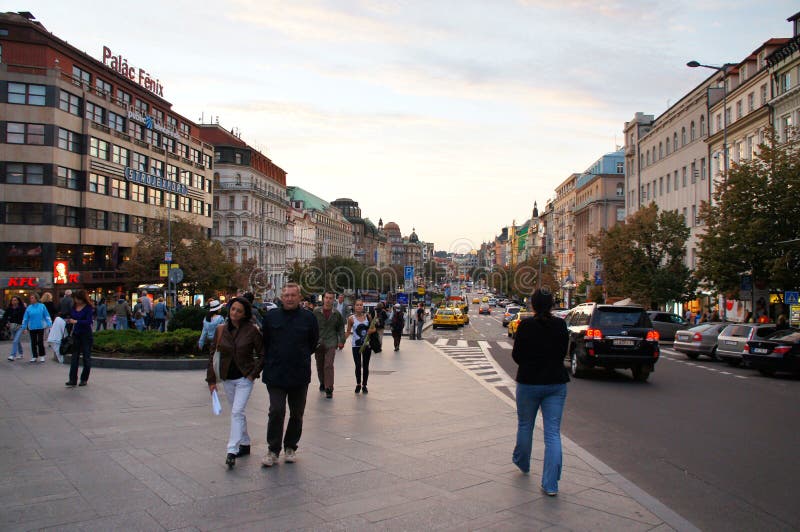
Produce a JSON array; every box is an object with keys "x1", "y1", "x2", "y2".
[{"x1": 93, "y1": 328, "x2": 201, "y2": 356}]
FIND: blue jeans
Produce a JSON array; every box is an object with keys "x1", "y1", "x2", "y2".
[
  {"x1": 513, "y1": 382, "x2": 567, "y2": 493},
  {"x1": 10, "y1": 325, "x2": 25, "y2": 357}
]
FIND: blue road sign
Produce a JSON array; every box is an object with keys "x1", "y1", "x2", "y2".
[
  {"x1": 396, "y1": 293, "x2": 409, "y2": 305},
  {"x1": 404, "y1": 266, "x2": 414, "y2": 281},
  {"x1": 786, "y1": 291, "x2": 799, "y2": 305}
]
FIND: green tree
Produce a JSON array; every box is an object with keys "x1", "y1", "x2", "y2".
[
  {"x1": 697, "y1": 131, "x2": 800, "y2": 294},
  {"x1": 589, "y1": 203, "x2": 696, "y2": 309}
]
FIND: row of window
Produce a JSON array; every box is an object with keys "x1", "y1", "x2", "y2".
[
  {"x1": 211, "y1": 219, "x2": 285, "y2": 240},
  {"x1": 639, "y1": 158, "x2": 707, "y2": 203}
]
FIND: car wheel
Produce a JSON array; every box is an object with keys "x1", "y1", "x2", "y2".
[
  {"x1": 569, "y1": 351, "x2": 584, "y2": 378},
  {"x1": 502, "y1": 323, "x2": 507, "y2": 327},
  {"x1": 758, "y1": 368, "x2": 775, "y2": 377},
  {"x1": 686, "y1": 353, "x2": 699, "y2": 360},
  {"x1": 711, "y1": 347, "x2": 722, "y2": 361},
  {"x1": 632, "y1": 366, "x2": 651, "y2": 382}
]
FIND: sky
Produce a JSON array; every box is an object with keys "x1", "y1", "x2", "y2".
[{"x1": 16, "y1": 0, "x2": 799, "y2": 254}]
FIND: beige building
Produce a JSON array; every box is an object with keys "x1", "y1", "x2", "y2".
[
  {"x1": 552, "y1": 174, "x2": 578, "y2": 290},
  {"x1": 286, "y1": 206, "x2": 316, "y2": 267},
  {"x1": 767, "y1": 13, "x2": 800, "y2": 144},
  {"x1": 573, "y1": 173, "x2": 625, "y2": 280},
  {"x1": 286, "y1": 186, "x2": 353, "y2": 259}
]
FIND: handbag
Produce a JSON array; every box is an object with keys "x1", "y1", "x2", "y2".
[
  {"x1": 212, "y1": 349, "x2": 225, "y2": 382},
  {"x1": 60, "y1": 327, "x2": 75, "y2": 356}
]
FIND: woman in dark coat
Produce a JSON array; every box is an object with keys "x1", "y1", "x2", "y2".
[{"x1": 510, "y1": 288, "x2": 569, "y2": 496}]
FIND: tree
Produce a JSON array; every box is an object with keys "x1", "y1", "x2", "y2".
[
  {"x1": 697, "y1": 131, "x2": 800, "y2": 295},
  {"x1": 589, "y1": 203, "x2": 696, "y2": 309}
]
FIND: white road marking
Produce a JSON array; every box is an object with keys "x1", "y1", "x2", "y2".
[
  {"x1": 435, "y1": 338, "x2": 448, "y2": 345},
  {"x1": 477, "y1": 341, "x2": 490, "y2": 351},
  {"x1": 456, "y1": 340, "x2": 468, "y2": 347},
  {"x1": 497, "y1": 341, "x2": 513, "y2": 350}
]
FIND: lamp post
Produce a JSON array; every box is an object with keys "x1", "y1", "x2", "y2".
[
  {"x1": 687, "y1": 61, "x2": 730, "y2": 178},
  {"x1": 161, "y1": 139, "x2": 174, "y2": 316}
]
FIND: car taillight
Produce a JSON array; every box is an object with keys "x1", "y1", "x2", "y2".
[
  {"x1": 585, "y1": 328, "x2": 603, "y2": 340},
  {"x1": 587, "y1": 348, "x2": 595, "y2": 356},
  {"x1": 692, "y1": 333, "x2": 703, "y2": 342},
  {"x1": 646, "y1": 330, "x2": 660, "y2": 342},
  {"x1": 743, "y1": 344, "x2": 750, "y2": 353},
  {"x1": 773, "y1": 346, "x2": 791, "y2": 355}
]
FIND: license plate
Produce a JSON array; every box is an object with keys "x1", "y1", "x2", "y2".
[
  {"x1": 725, "y1": 340, "x2": 737, "y2": 345},
  {"x1": 752, "y1": 348, "x2": 769, "y2": 354},
  {"x1": 614, "y1": 339, "x2": 635, "y2": 346}
]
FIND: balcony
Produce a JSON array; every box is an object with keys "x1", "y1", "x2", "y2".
[{"x1": 625, "y1": 144, "x2": 636, "y2": 156}]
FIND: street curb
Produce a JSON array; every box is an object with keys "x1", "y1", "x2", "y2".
[{"x1": 64, "y1": 354, "x2": 207, "y2": 370}]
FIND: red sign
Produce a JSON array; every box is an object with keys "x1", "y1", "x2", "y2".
[
  {"x1": 6, "y1": 277, "x2": 39, "y2": 287},
  {"x1": 54, "y1": 261, "x2": 69, "y2": 285}
]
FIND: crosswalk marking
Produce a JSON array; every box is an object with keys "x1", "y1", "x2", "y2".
[
  {"x1": 497, "y1": 341, "x2": 513, "y2": 350},
  {"x1": 456, "y1": 340, "x2": 468, "y2": 347},
  {"x1": 435, "y1": 338, "x2": 448, "y2": 345}
]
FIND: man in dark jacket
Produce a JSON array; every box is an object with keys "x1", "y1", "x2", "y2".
[
  {"x1": 261, "y1": 283, "x2": 319, "y2": 467},
  {"x1": 313, "y1": 291, "x2": 345, "y2": 398}
]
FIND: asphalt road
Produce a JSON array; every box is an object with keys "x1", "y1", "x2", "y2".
[{"x1": 430, "y1": 300, "x2": 800, "y2": 531}]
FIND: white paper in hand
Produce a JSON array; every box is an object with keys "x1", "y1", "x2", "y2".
[{"x1": 211, "y1": 389, "x2": 222, "y2": 415}]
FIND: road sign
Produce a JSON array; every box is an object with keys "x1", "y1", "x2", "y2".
[
  {"x1": 159, "y1": 264, "x2": 168, "y2": 278},
  {"x1": 594, "y1": 271, "x2": 603, "y2": 285},
  {"x1": 165, "y1": 251, "x2": 172, "y2": 262},
  {"x1": 404, "y1": 279, "x2": 414, "y2": 293},
  {"x1": 785, "y1": 291, "x2": 799, "y2": 305},
  {"x1": 404, "y1": 266, "x2": 414, "y2": 281},
  {"x1": 168, "y1": 268, "x2": 184, "y2": 284},
  {"x1": 417, "y1": 287, "x2": 425, "y2": 295},
  {"x1": 396, "y1": 293, "x2": 409, "y2": 305}
]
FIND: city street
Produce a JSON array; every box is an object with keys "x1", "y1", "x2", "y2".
[{"x1": 428, "y1": 298, "x2": 800, "y2": 531}]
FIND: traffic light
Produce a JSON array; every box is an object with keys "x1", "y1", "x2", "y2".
[{"x1": 543, "y1": 256, "x2": 547, "y2": 265}]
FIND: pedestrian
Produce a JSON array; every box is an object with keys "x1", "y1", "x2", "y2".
[
  {"x1": 390, "y1": 303, "x2": 404, "y2": 351},
  {"x1": 140, "y1": 291, "x2": 153, "y2": 329},
  {"x1": 133, "y1": 311, "x2": 146, "y2": 331},
  {"x1": 415, "y1": 302, "x2": 426, "y2": 340},
  {"x1": 153, "y1": 297, "x2": 167, "y2": 332},
  {"x1": 21, "y1": 292, "x2": 52, "y2": 364},
  {"x1": 775, "y1": 314, "x2": 790, "y2": 331},
  {"x1": 3, "y1": 296, "x2": 27, "y2": 361},
  {"x1": 335, "y1": 294, "x2": 346, "y2": 317},
  {"x1": 260, "y1": 283, "x2": 319, "y2": 467},
  {"x1": 95, "y1": 298, "x2": 107, "y2": 331},
  {"x1": 313, "y1": 291, "x2": 345, "y2": 398},
  {"x1": 409, "y1": 304, "x2": 417, "y2": 340},
  {"x1": 65, "y1": 290, "x2": 94, "y2": 387},
  {"x1": 198, "y1": 300, "x2": 225, "y2": 354},
  {"x1": 114, "y1": 297, "x2": 132, "y2": 330},
  {"x1": 58, "y1": 289, "x2": 73, "y2": 316},
  {"x1": 510, "y1": 288, "x2": 569, "y2": 496},
  {"x1": 372, "y1": 302, "x2": 388, "y2": 352},
  {"x1": 345, "y1": 299, "x2": 373, "y2": 394},
  {"x1": 47, "y1": 312, "x2": 68, "y2": 363},
  {"x1": 206, "y1": 297, "x2": 263, "y2": 469},
  {"x1": 710, "y1": 309, "x2": 720, "y2": 322},
  {"x1": 41, "y1": 292, "x2": 57, "y2": 320}
]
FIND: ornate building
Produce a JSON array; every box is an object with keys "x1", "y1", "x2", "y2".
[
  {"x1": 330, "y1": 198, "x2": 387, "y2": 267},
  {"x1": 287, "y1": 187, "x2": 353, "y2": 259}
]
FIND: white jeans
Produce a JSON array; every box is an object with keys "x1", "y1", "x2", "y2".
[
  {"x1": 222, "y1": 377, "x2": 253, "y2": 454},
  {"x1": 47, "y1": 341, "x2": 63, "y2": 363}
]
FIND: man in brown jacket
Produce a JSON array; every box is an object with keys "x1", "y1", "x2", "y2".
[{"x1": 312, "y1": 291, "x2": 345, "y2": 398}]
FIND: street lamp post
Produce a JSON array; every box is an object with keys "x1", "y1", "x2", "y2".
[{"x1": 687, "y1": 61, "x2": 731, "y2": 178}]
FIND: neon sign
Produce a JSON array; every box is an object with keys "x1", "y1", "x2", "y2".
[{"x1": 102, "y1": 46, "x2": 164, "y2": 97}]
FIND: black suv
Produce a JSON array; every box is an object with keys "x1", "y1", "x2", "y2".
[{"x1": 565, "y1": 303, "x2": 660, "y2": 381}]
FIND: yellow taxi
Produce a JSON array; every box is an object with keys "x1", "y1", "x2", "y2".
[
  {"x1": 454, "y1": 308, "x2": 469, "y2": 326},
  {"x1": 433, "y1": 308, "x2": 460, "y2": 329},
  {"x1": 481, "y1": 296, "x2": 489, "y2": 303},
  {"x1": 472, "y1": 297, "x2": 480, "y2": 304},
  {"x1": 507, "y1": 311, "x2": 533, "y2": 338}
]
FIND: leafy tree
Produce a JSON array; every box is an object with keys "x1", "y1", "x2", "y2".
[
  {"x1": 589, "y1": 203, "x2": 696, "y2": 309},
  {"x1": 697, "y1": 131, "x2": 800, "y2": 295}
]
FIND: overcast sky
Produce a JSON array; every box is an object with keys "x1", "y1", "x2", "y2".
[{"x1": 22, "y1": 0, "x2": 798, "y2": 253}]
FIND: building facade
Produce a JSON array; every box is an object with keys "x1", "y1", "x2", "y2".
[
  {"x1": 287, "y1": 186, "x2": 353, "y2": 259},
  {"x1": 0, "y1": 12, "x2": 214, "y2": 304},
  {"x1": 767, "y1": 13, "x2": 800, "y2": 144},
  {"x1": 330, "y1": 198, "x2": 387, "y2": 268},
  {"x1": 286, "y1": 205, "x2": 315, "y2": 268},
  {"x1": 552, "y1": 173, "x2": 578, "y2": 292}
]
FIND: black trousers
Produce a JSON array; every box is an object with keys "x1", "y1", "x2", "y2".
[
  {"x1": 68, "y1": 331, "x2": 93, "y2": 384},
  {"x1": 29, "y1": 329, "x2": 46, "y2": 359},
  {"x1": 391, "y1": 330, "x2": 402, "y2": 349},
  {"x1": 352, "y1": 346, "x2": 372, "y2": 385},
  {"x1": 266, "y1": 384, "x2": 309, "y2": 453}
]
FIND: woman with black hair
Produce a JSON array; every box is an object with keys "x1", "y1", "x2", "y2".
[
  {"x1": 510, "y1": 288, "x2": 569, "y2": 496},
  {"x1": 206, "y1": 297, "x2": 263, "y2": 469}
]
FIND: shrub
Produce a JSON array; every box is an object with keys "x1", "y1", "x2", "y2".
[
  {"x1": 168, "y1": 306, "x2": 209, "y2": 331},
  {"x1": 93, "y1": 328, "x2": 201, "y2": 356}
]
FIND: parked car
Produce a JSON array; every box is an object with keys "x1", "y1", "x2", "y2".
[
  {"x1": 553, "y1": 308, "x2": 569, "y2": 319},
  {"x1": 488, "y1": 298, "x2": 498, "y2": 307},
  {"x1": 508, "y1": 311, "x2": 534, "y2": 338},
  {"x1": 716, "y1": 323, "x2": 777, "y2": 367},
  {"x1": 478, "y1": 303, "x2": 491, "y2": 315},
  {"x1": 501, "y1": 306, "x2": 521, "y2": 327},
  {"x1": 646, "y1": 311, "x2": 690, "y2": 341},
  {"x1": 565, "y1": 303, "x2": 660, "y2": 381},
  {"x1": 742, "y1": 328, "x2": 800, "y2": 377},
  {"x1": 672, "y1": 323, "x2": 728, "y2": 360}
]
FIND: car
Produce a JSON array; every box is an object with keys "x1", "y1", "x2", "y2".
[
  {"x1": 502, "y1": 306, "x2": 521, "y2": 327},
  {"x1": 742, "y1": 328, "x2": 800, "y2": 377},
  {"x1": 455, "y1": 308, "x2": 469, "y2": 326},
  {"x1": 553, "y1": 308, "x2": 569, "y2": 319},
  {"x1": 565, "y1": 303, "x2": 660, "y2": 381},
  {"x1": 432, "y1": 308, "x2": 460, "y2": 329},
  {"x1": 478, "y1": 303, "x2": 491, "y2": 315},
  {"x1": 646, "y1": 311, "x2": 690, "y2": 341},
  {"x1": 472, "y1": 297, "x2": 481, "y2": 304},
  {"x1": 481, "y1": 296, "x2": 489, "y2": 303},
  {"x1": 497, "y1": 299, "x2": 508, "y2": 308},
  {"x1": 716, "y1": 323, "x2": 777, "y2": 367},
  {"x1": 507, "y1": 311, "x2": 533, "y2": 338},
  {"x1": 672, "y1": 323, "x2": 728, "y2": 360},
  {"x1": 488, "y1": 298, "x2": 498, "y2": 307}
]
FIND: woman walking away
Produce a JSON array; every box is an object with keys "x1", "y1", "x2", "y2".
[
  {"x1": 66, "y1": 290, "x2": 94, "y2": 387},
  {"x1": 21, "y1": 293, "x2": 52, "y2": 363},
  {"x1": 41, "y1": 292, "x2": 57, "y2": 320},
  {"x1": 390, "y1": 304, "x2": 404, "y2": 351},
  {"x1": 198, "y1": 300, "x2": 225, "y2": 354},
  {"x1": 3, "y1": 296, "x2": 26, "y2": 361},
  {"x1": 511, "y1": 288, "x2": 569, "y2": 496},
  {"x1": 95, "y1": 298, "x2": 107, "y2": 331},
  {"x1": 345, "y1": 300, "x2": 373, "y2": 394},
  {"x1": 206, "y1": 297, "x2": 262, "y2": 469},
  {"x1": 47, "y1": 313, "x2": 68, "y2": 363}
]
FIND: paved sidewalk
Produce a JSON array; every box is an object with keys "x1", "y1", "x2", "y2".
[{"x1": 0, "y1": 337, "x2": 696, "y2": 531}]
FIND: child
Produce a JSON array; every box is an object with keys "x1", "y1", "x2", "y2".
[
  {"x1": 47, "y1": 313, "x2": 68, "y2": 363},
  {"x1": 133, "y1": 311, "x2": 146, "y2": 331}
]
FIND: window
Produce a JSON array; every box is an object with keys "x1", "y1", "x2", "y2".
[
  {"x1": 131, "y1": 216, "x2": 146, "y2": 234},
  {"x1": 152, "y1": 108, "x2": 164, "y2": 123},
  {"x1": 194, "y1": 200, "x2": 203, "y2": 215},
  {"x1": 242, "y1": 221, "x2": 248, "y2": 236},
  {"x1": 134, "y1": 99, "x2": 148, "y2": 114},
  {"x1": 673, "y1": 132, "x2": 678, "y2": 151},
  {"x1": 176, "y1": 142, "x2": 189, "y2": 159},
  {"x1": 149, "y1": 188, "x2": 163, "y2": 206},
  {"x1": 646, "y1": 182, "x2": 651, "y2": 200},
  {"x1": 131, "y1": 151, "x2": 147, "y2": 171},
  {"x1": 165, "y1": 164, "x2": 177, "y2": 181},
  {"x1": 167, "y1": 116, "x2": 178, "y2": 130},
  {"x1": 88, "y1": 173, "x2": 107, "y2": 194},
  {"x1": 5, "y1": 163, "x2": 44, "y2": 184},
  {"x1": 659, "y1": 177, "x2": 663, "y2": 195},
  {"x1": 235, "y1": 152, "x2": 242, "y2": 164},
  {"x1": 674, "y1": 170, "x2": 678, "y2": 189},
  {"x1": 746, "y1": 136, "x2": 753, "y2": 160},
  {"x1": 242, "y1": 196, "x2": 249, "y2": 211},
  {"x1": 165, "y1": 193, "x2": 177, "y2": 209},
  {"x1": 95, "y1": 78, "x2": 112, "y2": 96},
  {"x1": 87, "y1": 209, "x2": 107, "y2": 230},
  {"x1": 72, "y1": 65, "x2": 90, "y2": 87},
  {"x1": 690, "y1": 121, "x2": 696, "y2": 141},
  {"x1": 89, "y1": 137, "x2": 110, "y2": 160},
  {"x1": 747, "y1": 92, "x2": 755, "y2": 112},
  {"x1": 658, "y1": 142, "x2": 663, "y2": 159},
  {"x1": 110, "y1": 178, "x2": 127, "y2": 198},
  {"x1": 700, "y1": 115, "x2": 706, "y2": 136},
  {"x1": 691, "y1": 162, "x2": 697, "y2": 184},
  {"x1": 85, "y1": 101, "x2": 105, "y2": 123},
  {"x1": 115, "y1": 88, "x2": 131, "y2": 106},
  {"x1": 6, "y1": 122, "x2": 44, "y2": 145},
  {"x1": 180, "y1": 169, "x2": 191, "y2": 186},
  {"x1": 760, "y1": 84, "x2": 767, "y2": 105},
  {"x1": 212, "y1": 221, "x2": 219, "y2": 236},
  {"x1": 779, "y1": 72, "x2": 791, "y2": 94},
  {"x1": 107, "y1": 111, "x2": 125, "y2": 132},
  {"x1": 681, "y1": 127, "x2": 687, "y2": 146},
  {"x1": 111, "y1": 145, "x2": 129, "y2": 166},
  {"x1": 59, "y1": 90, "x2": 81, "y2": 115},
  {"x1": 194, "y1": 174, "x2": 204, "y2": 189},
  {"x1": 109, "y1": 212, "x2": 127, "y2": 232},
  {"x1": 58, "y1": 128, "x2": 81, "y2": 152},
  {"x1": 130, "y1": 121, "x2": 144, "y2": 141},
  {"x1": 700, "y1": 158, "x2": 706, "y2": 180},
  {"x1": 616, "y1": 161, "x2": 623, "y2": 174},
  {"x1": 241, "y1": 249, "x2": 247, "y2": 263},
  {"x1": 8, "y1": 82, "x2": 46, "y2": 105},
  {"x1": 715, "y1": 113, "x2": 722, "y2": 133},
  {"x1": 213, "y1": 196, "x2": 219, "y2": 210},
  {"x1": 151, "y1": 159, "x2": 163, "y2": 177},
  {"x1": 228, "y1": 248, "x2": 235, "y2": 262},
  {"x1": 129, "y1": 183, "x2": 145, "y2": 202},
  {"x1": 180, "y1": 122, "x2": 191, "y2": 136},
  {"x1": 616, "y1": 207, "x2": 625, "y2": 221},
  {"x1": 646, "y1": 151, "x2": 650, "y2": 166},
  {"x1": 229, "y1": 195, "x2": 235, "y2": 210},
  {"x1": 163, "y1": 136, "x2": 175, "y2": 153},
  {"x1": 666, "y1": 174, "x2": 671, "y2": 193},
  {"x1": 55, "y1": 205, "x2": 79, "y2": 227},
  {"x1": 691, "y1": 205, "x2": 696, "y2": 227},
  {"x1": 682, "y1": 167, "x2": 687, "y2": 187},
  {"x1": 228, "y1": 220, "x2": 235, "y2": 235},
  {"x1": 616, "y1": 183, "x2": 623, "y2": 196},
  {"x1": 725, "y1": 107, "x2": 731, "y2": 126},
  {"x1": 180, "y1": 196, "x2": 190, "y2": 212},
  {"x1": 682, "y1": 207, "x2": 687, "y2": 223},
  {"x1": 736, "y1": 101, "x2": 743, "y2": 119},
  {"x1": 56, "y1": 166, "x2": 79, "y2": 189},
  {"x1": 5, "y1": 203, "x2": 45, "y2": 224}
]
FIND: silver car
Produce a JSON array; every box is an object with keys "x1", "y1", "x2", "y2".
[
  {"x1": 673, "y1": 323, "x2": 728, "y2": 360},
  {"x1": 647, "y1": 311, "x2": 690, "y2": 341},
  {"x1": 716, "y1": 323, "x2": 777, "y2": 367}
]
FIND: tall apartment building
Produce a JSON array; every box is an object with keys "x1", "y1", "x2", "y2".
[
  {"x1": 0, "y1": 12, "x2": 214, "y2": 304},
  {"x1": 286, "y1": 205, "x2": 316, "y2": 267},
  {"x1": 767, "y1": 12, "x2": 800, "y2": 143},
  {"x1": 199, "y1": 124, "x2": 288, "y2": 292},
  {"x1": 287, "y1": 186, "x2": 353, "y2": 259},
  {"x1": 552, "y1": 173, "x2": 578, "y2": 286}
]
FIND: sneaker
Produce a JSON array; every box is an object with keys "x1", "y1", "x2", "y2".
[
  {"x1": 7, "y1": 355, "x2": 15, "y2": 361},
  {"x1": 362, "y1": 385, "x2": 368, "y2": 394},
  {"x1": 541, "y1": 487, "x2": 557, "y2": 497},
  {"x1": 29, "y1": 358, "x2": 38, "y2": 363},
  {"x1": 284, "y1": 448, "x2": 296, "y2": 463},
  {"x1": 78, "y1": 381, "x2": 87, "y2": 386},
  {"x1": 261, "y1": 451, "x2": 279, "y2": 467},
  {"x1": 65, "y1": 381, "x2": 77, "y2": 387},
  {"x1": 235, "y1": 444, "x2": 250, "y2": 457},
  {"x1": 38, "y1": 357, "x2": 46, "y2": 363}
]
